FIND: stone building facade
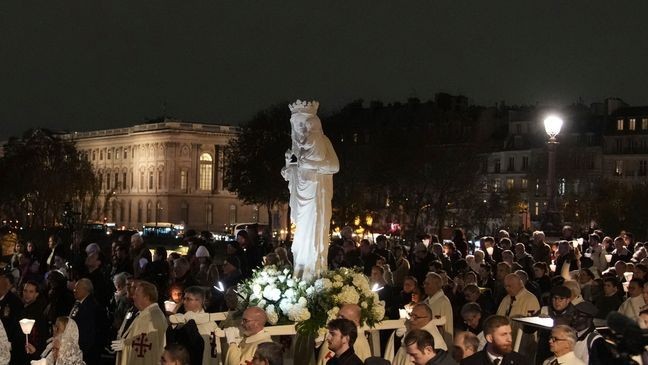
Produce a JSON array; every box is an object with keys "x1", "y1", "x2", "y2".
[{"x1": 65, "y1": 120, "x2": 270, "y2": 232}]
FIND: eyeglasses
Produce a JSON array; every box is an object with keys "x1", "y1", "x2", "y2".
[{"x1": 549, "y1": 336, "x2": 568, "y2": 342}]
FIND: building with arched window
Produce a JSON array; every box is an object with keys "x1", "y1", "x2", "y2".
[{"x1": 63, "y1": 119, "x2": 282, "y2": 232}]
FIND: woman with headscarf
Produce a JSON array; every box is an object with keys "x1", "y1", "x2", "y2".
[
  {"x1": 30, "y1": 316, "x2": 85, "y2": 365},
  {"x1": 0, "y1": 319, "x2": 9, "y2": 365}
]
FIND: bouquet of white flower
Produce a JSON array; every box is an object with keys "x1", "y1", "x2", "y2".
[
  {"x1": 237, "y1": 265, "x2": 312, "y2": 325},
  {"x1": 296, "y1": 267, "x2": 385, "y2": 336}
]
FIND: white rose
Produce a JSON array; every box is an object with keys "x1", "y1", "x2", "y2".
[
  {"x1": 336, "y1": 285, "x2": 360, "y2": 304},
  {"x1": 361, "y1": 302, "x2": 368, "y2": 309},
  {"x1": 372, "y1": 301, "x2": 385, "y2": 320},
  {"x1": 283, "y1": 268, "x2": 291, "y2": 275},
  {"x1": 263, "y1": 285, "x2": 282, "y2": 301},
  {"x1": 286, "y1": 279, "x2": 296, "y2": 288},
  {"x1": 332, "y1": 281, "x2": 343, "y2": 288},
  {"x1": 306, "y1": 287, "x2": 314, "y2": 296},
  {"x1": 252, "y1": 284, "x2": 263, "y2": 293},
  {"x1": 266, "y1": 304, "x2": 279, "y2": 325},
  {"x1": 333, "y1": 274, "x2": 343, "y2": 283}
]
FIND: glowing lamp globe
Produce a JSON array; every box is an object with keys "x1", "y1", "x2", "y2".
[{"x1": 544, "y1": 115, "x2": 563, "y2": 140}]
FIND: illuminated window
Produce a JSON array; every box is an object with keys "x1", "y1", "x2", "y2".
[
  {"x1": 534, "y1": 202, "x2": 539, "y2": 216},
  {"x1": 521, "y1": 178, "x2": 528, "y2": 190},
  {"x1": 124, "y1": 149, "x2": 128, "y2": 159},
  {"x1": 506, "y1": 178, "x2": 515, "y2": 190},
  {"x1": 493, "y1": 178, "x2": 501, "y2": 192},
  {"x1": 617, "y1": 119, "x2": 624, "y2": 131},
  {"x1": 199, "y1": 153, "x2": 213, "y2": 190},
  {"x1": 107, "y1": 150, "x2": 111, "y2": 160},
  {"x1": 630, "y1": 118, "x2": 636, "y2": 131},
  {"x1": 559, "y1": 178, "x2": 566, "y2": 195},
  {"x1": 180, "y1": 170, "x2": 187, "y2": 191},
  {"x1": 643, "y1": 118, "x2": 648, "y2": 130}
]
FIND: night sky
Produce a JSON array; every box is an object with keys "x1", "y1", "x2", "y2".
[{"x1": 2, "y1": 1, "x2": 648, "y2": 140}]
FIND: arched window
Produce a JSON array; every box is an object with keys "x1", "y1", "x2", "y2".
[{"x1": 199, "y1": 153, "x2": 213, "y2": 190}]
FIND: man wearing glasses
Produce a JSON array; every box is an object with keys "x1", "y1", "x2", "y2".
[
  {"x1": 225, "y1": 307, "x2": 273, "y2": 365},
  {"x1": 392, "y1": 303, "x2": 448, "y2": 365},
  {"x1": 169, "y1": 286, "x2": 220, "y2": 364},
  {"x1": 542, "y1": 325, "x2": 584, "y2": 365}
]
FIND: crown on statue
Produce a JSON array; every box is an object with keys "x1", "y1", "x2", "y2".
[{"x1": 289, "y1": 100, "x2": 319, "y2": 115}]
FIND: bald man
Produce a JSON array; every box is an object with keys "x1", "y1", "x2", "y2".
[
  {"x1": 391, "y1": 303, "x2": 448, "y2": 365},
  {"x1": 496, "y1": 273, "x2": 540, "y2": 357},
  {"x1": 317, "y1": 304, "x2": 371, "y2": 365},
  {"x1": 225, "y1": 307, "x2": 273, "y2": 365},
  {"x1": 423, "y1": 272, "x2": 454, "y2": 339}
]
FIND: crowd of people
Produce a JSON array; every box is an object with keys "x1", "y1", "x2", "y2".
[{"x1": 0, "y1": 225, "x2": 646, "y2": 365}]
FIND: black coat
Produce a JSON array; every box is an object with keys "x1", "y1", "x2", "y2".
[
  {"x1": 69, "y1": 295, "x2": 99, "y2": 363},
  {"x1": 460, "y1": 350, "x2": 528, "y2": 365}
]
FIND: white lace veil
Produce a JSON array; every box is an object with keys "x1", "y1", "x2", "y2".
[
  {"x1": 0, "y1": 319, "x2": 10, "y2": 365},
  {"x1": 43, "y1": 318, "x2": 86, "y2": 365}
]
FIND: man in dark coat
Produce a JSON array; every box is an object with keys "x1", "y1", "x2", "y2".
[
  {"x1": 70, "y1": 278, "x2": 99, "y2": 364},
  {"x1": 460, "y1": 315, "x2": 528, "y2": 365},
  {"x1": 403, "y1": 329, "x2": 457, "y2": 365},
  {"x1": 325, "y1": 318, "x2": 363, "y2": 365},
  {"x1": 22, "y1": 280, "x2": 48, "y2": 362}
]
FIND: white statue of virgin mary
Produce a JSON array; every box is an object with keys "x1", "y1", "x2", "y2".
[{"x1": 281, "y1": 100, "x2": 339, "y2": 280}]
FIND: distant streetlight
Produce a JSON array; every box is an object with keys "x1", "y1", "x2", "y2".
[{"x1": 542, "y1": 115, "x2": 563, "y2": 232}]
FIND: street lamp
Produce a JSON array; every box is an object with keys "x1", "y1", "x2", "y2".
[{"x1": 542, "y1": 115, "x2": 563, "y2": 232}]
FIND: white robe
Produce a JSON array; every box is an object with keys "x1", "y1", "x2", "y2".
[
  {"x1": 423, "y1": 290, "x2": 454, "y2": 338},
  {"x1": 225, "y1": 329, "x2": 273, "y2": 365},
  {"x1": 117, "y1": 303, "x2": 167, "y2": 365}
]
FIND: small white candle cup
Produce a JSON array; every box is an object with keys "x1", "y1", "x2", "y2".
[
  {"x1": 486, "y1": 247, "x2": 494, "y2": 256},
  {"x1": 605, "y1": 254, "x2": 612, "y2": 263},
  {"x1": 164, "y1": 300, "x2": 177, "y2": 313},
  {"x1": 19, "y1": 318, "x2": 36, "y2": 346},
  {"x1": 399, "y1": 309, "x2": 409, "y2": 319},
  {"x1": 623, "y1": 282, "x2": 630, "y2": 292},
  {"x1": 624, "y1": 272, "x2": 634, "y2": 282},
  {"x1": 19, "y1": 319, "x2": 35, "y2": 335},
  {"x1": 549, "y1": 263, "x2": 557, "y2": 272}
]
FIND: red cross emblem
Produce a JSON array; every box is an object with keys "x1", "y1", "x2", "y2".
[{"x1": 132, "y1": 333, "x2": 152, "y2": 358}]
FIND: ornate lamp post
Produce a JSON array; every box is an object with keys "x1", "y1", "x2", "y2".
[{"x1": 542, "y1": 115, "x2": 563, "y2": 232}]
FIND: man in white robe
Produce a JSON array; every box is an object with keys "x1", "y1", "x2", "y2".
[
  {"x1": 317, "y1": 304, "x2": 371, "y2": 365},
  {"x1": 169, "y1": 286, "x2": 221, "y2": 364},
  {"x1": 224, "y1": 307, "x2": 273, "y2": 365},
  {"x1": 391, "y1": 303, "x2": 447, "y2": 365},
  {"x1": 423, "y1": 272, "x2": 454, "y2": 340},
  {"x1": 112, "y1": 281, "x2": 167, "y2": 365}
]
